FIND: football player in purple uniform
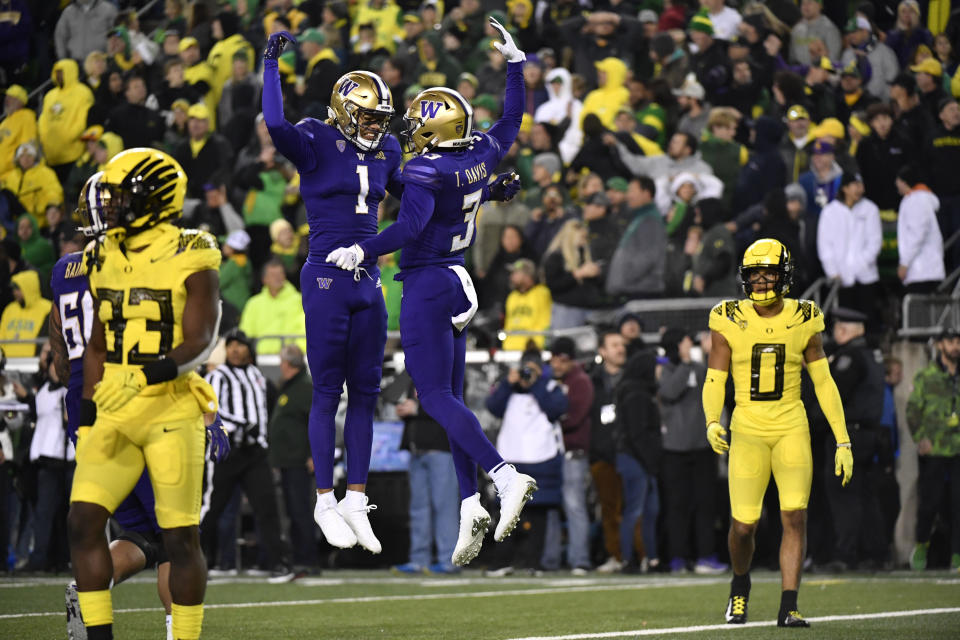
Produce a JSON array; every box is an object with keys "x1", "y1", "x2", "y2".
[{"x1": 326, "y1": 19, "x2": 533, "y2": 566}]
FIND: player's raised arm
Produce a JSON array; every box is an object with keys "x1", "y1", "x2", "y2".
[
  {"x1": 261, "y1": 31, "x2": 315, "y2": 170},
  {"x1": 804, "y1": 331, "x2": 853, "y2": 485},
  {"x1": 486, "y1": 18, "x2": 525, "y2": 160}
]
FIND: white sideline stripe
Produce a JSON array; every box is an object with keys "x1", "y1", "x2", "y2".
[
  {"x1": 0, "y1": 579, "x2": 730, "y2": 620},
  {"x1": 502, "y1": 607, "x2": 960, "y2": 640}
]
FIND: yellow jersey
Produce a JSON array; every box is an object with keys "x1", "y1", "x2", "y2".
[
  {"x1": 86, "y1": 223, "x2": 221, "y2": 422},
  {"x1": 709, "y1": 297, "x2": 824, "y2": 436}
]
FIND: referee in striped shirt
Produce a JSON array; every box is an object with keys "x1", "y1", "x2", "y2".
[{"x1": 201, "y1": 330, "x2": 293, "y2": 581}]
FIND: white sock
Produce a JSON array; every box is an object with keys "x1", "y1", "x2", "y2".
[
  {"x1": 166, "y1": 614, "x2": 173, "y2": 640},
  {"x1": 344, "y1": 489, "x2": 367, "y2": 507},
  {"x1": 317, "y1": 491, "x2": 337, "y2": 508},
  {"x1": 489, "y1": 463, "x2": 518, "y2": 494}
]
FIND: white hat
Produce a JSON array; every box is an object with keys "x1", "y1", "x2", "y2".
[
  {"x1": 225, "y1": 229, "x2": 251, "y2": 252},
  {"x1": 673, "y1": 73, "x2": 705, "y2": 101}
]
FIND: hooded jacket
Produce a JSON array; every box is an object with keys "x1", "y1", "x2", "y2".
[
  {"x1": 0, "y1": 269, "x2": 50, "y2": 357},
  {"x1": 0, "y1": 152, "x2": 64, "y2": 226},
  {"x1": 54, "y1": 0, "x2": 118, "y2": 62},
  {"x1": 897, "y1": 187, "x2": 945, "y2": 285},
  {"x1": 614, "y1": 350, "x2": 661, "y2": 474},
  {"x1": 238, "y1": 280, "x2": 306, "y2": 354},
  {"x1": 817, "y1": 196, "x2": 882, "y2": 286},
  {"x1": 208, "y1": 33, "x2": 255, "y2": 100},
  {"x1": 580, "y1": 58, "x2": 630, "y2": 130},
  {"x1": 0, "y1": 104, "x2": 37, "y2": 176},
  {"x1": 15, "y1": 213, "x2": 55, "y2": 283},
  {"x1": 534, "y1": 68, "x2": 584, "y2": 164},
  {"x1": 38, "y1": 59, "x2": 95, "y2": 166}
]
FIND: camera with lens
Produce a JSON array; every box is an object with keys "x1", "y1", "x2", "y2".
[{"x1": 519, "y1": 366, "x2": 536, "y2": 383}]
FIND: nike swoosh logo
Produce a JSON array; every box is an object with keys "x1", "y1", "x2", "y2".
[{"x1": 163, "y1": 426, "x2": 180, "y2": 432}]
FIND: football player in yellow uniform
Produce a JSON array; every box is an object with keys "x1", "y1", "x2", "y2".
[
  {"x1": 67, "y1": 149, "x2": 222, "y2": 640},
  {"x1": 702, "y1": 238, "x2": 854, "y2": 628}
]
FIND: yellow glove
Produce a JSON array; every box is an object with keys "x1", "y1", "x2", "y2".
[
  {"x1": 706, "y1": 422, "x2": 729, "y2": 454},
  {"x1": 834, "y1": 444, "x2": 853, "y2": 487},
  {"x1": 93, "y1": 369, "x2": 148, "y2": 413}
]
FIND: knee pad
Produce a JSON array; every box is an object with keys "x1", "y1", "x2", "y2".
[{"x1": 116, "y1": 529, "x2": 164, "y2": 568}]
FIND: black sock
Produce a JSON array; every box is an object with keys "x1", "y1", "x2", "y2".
[
  {"x1": 780, "y1": 589, "x2": 799, "y2": 614},
  {"x1": 730, "y1": 572, "x2": 751, "y2": 598},
  {"x1": 87, "y1": 624, "x2": 113, "y2": 640}
]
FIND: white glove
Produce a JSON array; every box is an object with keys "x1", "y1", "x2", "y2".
[
  {"x1": 326, "y1": 244, "x2": 364, "y2": 271},
  {"x1": 489, "y1": 17, "x2": 526, "y2": 63}
]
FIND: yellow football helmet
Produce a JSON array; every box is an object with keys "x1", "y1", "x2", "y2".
[
  {"x1": 328, "y1": 70, "x2": 394, "y2": 151},
  {"x1": 99, "y1": 147, "x2": 187, "y2": 236},
  {"x1": 402, "y1": 87, "x2": 474, "y2": 155},
  {"x1": 738, "y1": 238, "x2": 793, "y2": 305}
]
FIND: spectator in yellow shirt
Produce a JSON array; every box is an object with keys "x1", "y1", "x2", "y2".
[
  {"x1": 502, "y1": 258, "x2": 552, "y2": 351},
  {"x1": 0, "y1": 85, "x2": 37, "y2": 177}
]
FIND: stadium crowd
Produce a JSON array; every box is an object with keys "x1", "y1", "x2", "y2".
[{"x1": 0, "y1": 0, "x2": 958, "y2": 578}]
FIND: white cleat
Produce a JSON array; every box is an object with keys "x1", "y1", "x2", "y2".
[
  {"x1": 339, "y1": 495, "x2": 382, "y2": 554},
  {"x1": 65, "y1": 582, "x2": 86, "y2": 640},
  {"x1": 494, "y1": 471, "x2": 538, "y2": 542},
  {"x1": 452, "y1": 494, "x2": 491, "y2": 567},
  {"x1": 314, "y1": 494, "x2": 358, "y2": 549}
]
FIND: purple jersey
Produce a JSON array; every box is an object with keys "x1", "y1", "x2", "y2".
[
  {"x1": 50, "y1": 252, "x2": 93, "y2": 441},
  {"x1": 262, "y1": 60, "x2": 404, "y2": 267},
  {"x1": 357, "y1": 61, "x2": 523, "y2": 269}
]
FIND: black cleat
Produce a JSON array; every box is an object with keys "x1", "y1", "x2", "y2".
[
  {"x1": 725, "y1": 595, "x2": 748, "y2": 624},
  {"x1": 777, "y1": 610, "x2": 811, "y2": 628}
]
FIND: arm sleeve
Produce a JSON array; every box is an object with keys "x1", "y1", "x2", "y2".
[
  {"x1": 485, "y1": 379, "x2": 513, "y2": 418},
  {"x1": 358, "y1": 170, "x2": 438, "y2": 259},
  {"x1": 658, "y1": 363, "x2": 694, "y2": 402},
  {"x1": 807, "y1": 357, "x2": 851, "y2": 444},
  {"x1": 702, "y1": 367, "x2": 728, "y2": 425},
  {"x1": 531, "y1": 378, "x2": 569, "y2": 422},
  {"x1": 614, "y1": 141, "x2": 656, "y2": 177},
  {"x1": 905, "y1": 372, "x2": 925, "y2": 439},
  {"x1": 897, "y1": 203, "x2": 922, "y2": 267},
  {"x1": 262, "y1": 59, "x2": 315, "y2": 171},
  {"x1": 485, "y1": 61, "x2": 525, "y2": 162},
  {"x1": 386, "y1": 159, "x2": 405, "y2": 199}
]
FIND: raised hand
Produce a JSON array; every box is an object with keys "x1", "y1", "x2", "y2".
[
  {"x1": 489, "y1": 17, "x2": 525, "y2": 63},
  {"x1": 265, "y1": 30, "x2": 297, "y2": 60}
]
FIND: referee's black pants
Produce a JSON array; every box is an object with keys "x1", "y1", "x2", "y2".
[{"x1": 201, "y1": 445, "x2": 288, "y2": 570}]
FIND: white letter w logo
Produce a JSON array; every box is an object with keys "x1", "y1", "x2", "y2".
[
  {"x1": 317, "y1": 277, "x2": 333, "y2": 290},
  {"x1": 420, "y1": 101, "x2": 442, "y2": 119},
  {"x1": 338, "y1": 79, "x2": 359, "y2": 96}
]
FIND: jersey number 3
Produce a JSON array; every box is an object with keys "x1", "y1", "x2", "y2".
[
  {"x1": 450, "y1": 189, "x2": 482, "y2": 252},
  {"x1": 750, "y1": 343, "x2": 785, "y2": 401}
]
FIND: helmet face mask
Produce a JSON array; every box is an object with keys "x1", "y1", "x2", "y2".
[
  {"x1": 738, "y1": 238, "x2": 793, "y2": 304},
  {"x1": 98, "y1": 148, "x2": 187, "y2": 236},
  {"x1": 328, "y1": 71, "x2": 394, "y2": 151},
  {"x1": 402, "y1": 87, "x2": 474, "y2": 155}
]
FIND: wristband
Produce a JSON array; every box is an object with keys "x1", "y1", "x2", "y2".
[
  {"x1": 142, "y1": 358, "x2": 179, "y2": 386},
  {"x1": 836, "y1": 442, "x2": 852, "y2": 448},
  {"x1": 80, "y1": 399, "x2": 97, "y2": 427}
]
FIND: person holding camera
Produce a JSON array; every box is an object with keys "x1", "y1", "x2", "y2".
[{"x1": 485, "y1": 350, "x2": 569, "y2": 575}]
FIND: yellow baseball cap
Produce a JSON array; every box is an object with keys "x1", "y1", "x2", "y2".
[
  {"x1": 786, "y1": 104, "x2": 810, "y2": 121},
  {"x1": 187, "y1": 103, "x2": 209, "y2": 120},
  {"x1": 179, "y1": 36, "x2": 199, "y2": 53},
  {"x1": 813, "y1": 117, "x2": 845, "y2": 140},
  {"x1": 80, "y1": 125, "x2": 104, "y2": 142},
  {"x1": 172, "y1": 98, "x2": 190, "y2": 112},
  {"x1": 910, "y1": 58, "x2": 942, "y2": 77},
  {"x1": 4, "y1": 85, "x2": 27, "y2": 105}
]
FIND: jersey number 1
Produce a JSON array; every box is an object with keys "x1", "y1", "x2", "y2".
[
  {"x1": 450, "y1": 189, "x2": 483, "y2": 252},
  {"x1": 355, "y1": 165, "x2": 369, "y2": 214}
]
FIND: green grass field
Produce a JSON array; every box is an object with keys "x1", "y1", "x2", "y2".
[{"x1": 2, "y1": 570, "x2": 959, "y2": 639}]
